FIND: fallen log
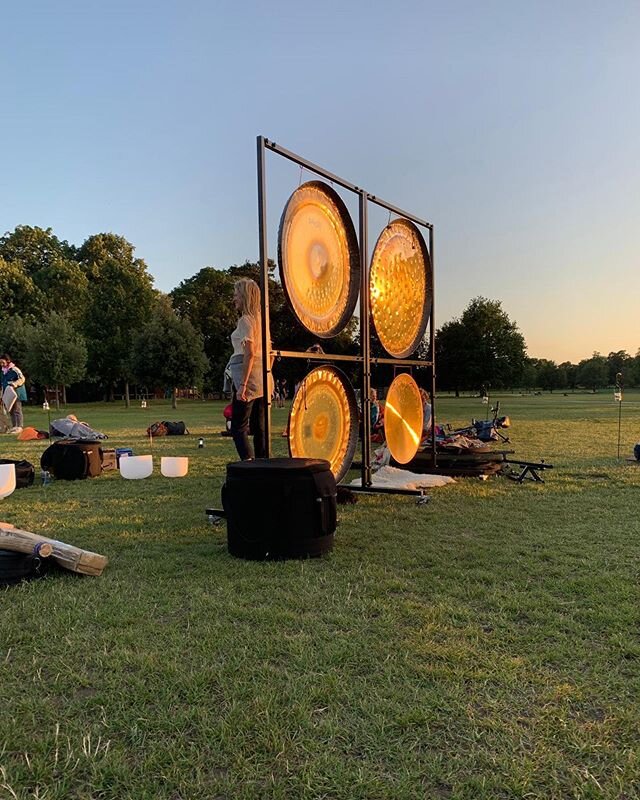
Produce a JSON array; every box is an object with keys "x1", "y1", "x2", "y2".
[{"x1": 0, "y1": 525, "x2": 108, "y2": 576}]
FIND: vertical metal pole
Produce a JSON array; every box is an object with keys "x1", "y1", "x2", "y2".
[
  {"x1": 616, "y1": 372, "x2": 623, "y2": 459},
  {"x1": 429, "y1": 226, "x2": 437, "y2": 468},
  {"x1": 359, "y1": 192, "x2": 371, "y2": 487},
  {"x1": 256, "y1": 136, "x2": 272, "y2": 457}
]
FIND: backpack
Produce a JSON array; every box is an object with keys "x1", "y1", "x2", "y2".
[
  {"x1": 0, "y1": 459, "x2": 35, "y2": 489},
  {"x1": 163, "y1": 421, "x2": 189, "y2": 435},
  {"x1": 146, "y1": 421, "x2": 168, "y2": 437},
  {"x1": 40, "y1": 440, "x2": 103, "y2": 480}
]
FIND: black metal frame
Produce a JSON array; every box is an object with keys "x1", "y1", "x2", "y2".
[{"x1": 256, "y1": 135, "x2": 437, "y2": 491}]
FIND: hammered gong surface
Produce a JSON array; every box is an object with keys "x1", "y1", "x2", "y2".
[
  {"x1": 370, "y1": 219, "x2": 431, "y2": 358},
  {"x1": 288, "y1": 366, "x2": 358, "y2": 483},
  {"x1": 278, "y1": 181, "x2": 360, "y2": 338}
]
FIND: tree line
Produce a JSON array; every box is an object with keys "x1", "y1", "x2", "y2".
[{"x1": 0, "y1": 225, "x2": 637, "y2": 405}]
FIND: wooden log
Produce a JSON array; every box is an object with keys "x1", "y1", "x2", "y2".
[{"x1": 0, "y1": 525, "x2": 108, "y2": 576}]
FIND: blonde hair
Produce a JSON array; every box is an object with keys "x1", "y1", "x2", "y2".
[{"x1": 235, "y1": 278, "x2": 261, "y2": 321}]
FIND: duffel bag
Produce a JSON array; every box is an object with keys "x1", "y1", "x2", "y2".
[
  {"x1": 0, "y1": 549, "x2": 56, "y2": 587},
  {"x1": 163, "y1": 421, "x2": 189, "y2": 435},
  {"x1": 40, "y1": 440, "x2": 103, "y2": 481},
  {"x1": 222, "y1": 457, "x2": 337, "y2": 560},
  {"x1": 0, "y1": 459, "x2": 35, "y2": 489}
]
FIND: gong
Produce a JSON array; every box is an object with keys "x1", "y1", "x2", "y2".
[
  {"x1": 278, "y1": 181, "x2": 360, "y2": 338},
  {"x1": 369, "y1": 218, "x2": 432, "y2": 358},
  {"x1": 288, "y1": 365, "x2": 359, "y2": 483},
  {"x1": 384, "y1": 373, "x2": 423, "y2": 465}
]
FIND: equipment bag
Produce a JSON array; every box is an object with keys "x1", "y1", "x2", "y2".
[
  {"x1": 40, "y1": 440, "x2": 103, "y2": 481},
  {"x1": 163, "y1": 421, "x2": 189, "y2": 435},
  {"x1": 0, "y1": 459, "x2": 35, "y2": 489},
  {"x1": 221, "y1": 457, "x2": 337, "y2": 560},
  {"x1": 146, "y1": 421, "x2": 168, "y2": 437},
  {"x1": 0, "y1": 549, "x2": 57, "y2": 587}
]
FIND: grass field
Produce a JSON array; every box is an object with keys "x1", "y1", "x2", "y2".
[{"x1": 1, "y1": 392, "x2": 640, "y2": 800}]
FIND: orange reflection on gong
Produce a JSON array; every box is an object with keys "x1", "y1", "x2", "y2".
[
  {"x1": 370, "y1": 218, "x2": 431, "y2": 358},
  {"x1": 384, "y1": 373, "x2": 423, "y2": 464}
]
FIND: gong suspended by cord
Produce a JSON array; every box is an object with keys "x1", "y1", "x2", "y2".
[
  {"x1": 278, "y1": 181, "x2": 360, "y2": 338},
  {"x1": 288, "y1": 365, "x2": 359, "y2": 483}
]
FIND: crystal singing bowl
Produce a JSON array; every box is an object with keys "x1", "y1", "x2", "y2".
[
  {"x1": 279, "y1": 181, "x2": 360, "y2": 338},
  {"x1": 370, "y1": 219, "x2": 431, "y2": 358},
  {"x1": 289, "y1": 366, "x2": 358, "y2": 482},
  {"x1": 0, "y1": 463, "x2": 17, "y2": 499},
  {"x1": 384, "y1": 373, "x2": 423, "y2": 464}
]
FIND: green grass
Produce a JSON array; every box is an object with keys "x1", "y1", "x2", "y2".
[{"x1": 1, "y1": 393, "x2": 640, "y2": 799}]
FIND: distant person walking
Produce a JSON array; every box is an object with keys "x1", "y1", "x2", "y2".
[{"x1": 0, "y1": 354, "x2": 27, "y2": 434}]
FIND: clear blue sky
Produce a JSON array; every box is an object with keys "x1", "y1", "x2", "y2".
[{"x1": 2, "y1": 0, "x2": 638, "y2": 363}]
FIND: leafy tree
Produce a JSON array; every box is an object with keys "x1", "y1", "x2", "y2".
[
  {"x1": 536, "y1": 359, "x2": 561, "y2": 392},
  {"x1": 0, "y1": 226, "x2": 86, "y2": 319},
  {"x1": 606, "y1": 350, "x2": 632, "y2": 386},
  {"x1": 130, "y1": 298, "x2": 208, "y2": 409},
  {"x1": 22, "y1": 313, "x2": 87, "y2": 408},
  {"x1": 0, "y1": 314, "x2": 32, "y2": 366},
  {"x1": 559, "y1": 361, "x2": 577, "y2": 390},
  {"x1": 0, "y1": 258, "x2": 42, "y2": 322},
  {"x1": 576, "y1": 352, "x2": 608, "y2": 391},
  {"x1": 78, "y1": 233, "x2": 155, "y2": 402},
  {"x1": 436, "y1": 297, "x2": 527, "y2": 393},
  {"x1": 520, "y1": 358, "x2": 538, "y2": 391}
]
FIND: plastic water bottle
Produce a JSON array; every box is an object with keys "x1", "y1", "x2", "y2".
[{"x1": 41, "y1": 469, "x2": 51, "y2": 486}]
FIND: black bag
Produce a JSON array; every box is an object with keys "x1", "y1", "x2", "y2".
[
  {"x1": 0, "y1": 459, "x2": 35, "y2": 489},
  {"x1": 222, "y1": 457, "x2": 337, "y2": 560},
  {"x1": 0, "y1": 549, "x2": 55, "y2": 587},
  {"x1": 163, "y1": 421, "x2": 189, "y2": 435},
  {"x1": 40, "y1": 440, "x2": 103, "y2": 481}
]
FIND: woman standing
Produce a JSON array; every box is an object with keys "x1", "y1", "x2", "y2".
[
  {"x1": 226, "y1": 278, "x2": 270, "y2": 460},
  {"x1": 0, "y1": 354, "x2": 27, "y2": 434}
]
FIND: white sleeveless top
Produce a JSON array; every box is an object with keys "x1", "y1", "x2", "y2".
[{"x1": 230, "y1": 314, "x2": 261, "y2": 356}]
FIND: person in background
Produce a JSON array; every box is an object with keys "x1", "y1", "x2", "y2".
[
  {"x1": 419, "y1": 388, "x2": 432, "y2": 439},
  {"x1": 0, "y1": 353, "x2": 27, "y2": 434},
  {"x1": 225, "y1": 278, "x2": 271, "y2": 460}
]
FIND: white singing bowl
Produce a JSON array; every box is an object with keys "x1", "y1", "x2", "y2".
[
  {"x1": 0, "y1": 463, "x2": 16, "y2": 499},
  {"x1": 119, "y1": 454, "x2": 153, "y2": 479},
  {"x1": 161, "y1": 456, "x2": 189, "y2": 478}
]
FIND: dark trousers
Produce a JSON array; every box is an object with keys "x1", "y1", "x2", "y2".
[
  {"x1": 231, "y1": 393, "x2": 266, "y2": 460},
  {"x1": 11, "y1": 399, "x2": 23, "y2": 429}
]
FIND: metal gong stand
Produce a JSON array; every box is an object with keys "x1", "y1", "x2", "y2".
[{"x1": 256, "y1": 135, "x2": 437, "y2": 497}]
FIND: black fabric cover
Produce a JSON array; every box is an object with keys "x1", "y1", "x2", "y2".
[
  {"x1": 0, "y1": 459, "x2": 35, "y2": 489},
  {"x1": 40, "y1": 440, "x2": 103, "y2": 480},
  {"x1": 222, "y1": 457, "x2": 337, "y2": 560},
  {"x1": 0, "y1": 549, "x2": 54, "y2": 586}
]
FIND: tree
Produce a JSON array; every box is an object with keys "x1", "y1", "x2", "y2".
[
  {"x1": 536, "y1": 359, "x2": 560, "y2": 392},
  {"x1": 130, "y1": 298, "x2": 208, "y2": 409},
  {"x1": 0, "y1": 314, "x2": 32, "y2": 366},
  {"x1": 576, "y1": 352, "x2": 608, "y2": 392},
  {"x1": 0, "y1": 259, "x2": 42, "y2": 323},
  {"x1": 22, "y1": 313, "x2": 87, "y2": 408},
  {"x1": 78, "y1": 233, "x2": 155, "y2": 403},
  {"x1": 606, "y1": 350, "x2": 632, "y2": 386},
  {"x1": 436, "y1": 297, "x2": 527, "y2": 393},
  {"x1": 0, "y1": 226, "x2": 86, "y2": 319}
]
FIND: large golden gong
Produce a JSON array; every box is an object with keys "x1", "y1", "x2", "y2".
[
  {"x1": 288, "y1": 366, "x2": 358, "y2": 483},
  {"x1": 384, "y1": 373, "x2": 423, "y2": 464},
  {"x1": 278, "y1": 181, "x2": 360, "y2": 338},
  {"x1": 370, "y1": 219, "x2": 432, "y2": 358}
]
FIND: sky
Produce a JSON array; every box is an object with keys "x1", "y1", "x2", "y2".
[{"x1": 2, "y1": 0, "x2": 638, "y2": 363}]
